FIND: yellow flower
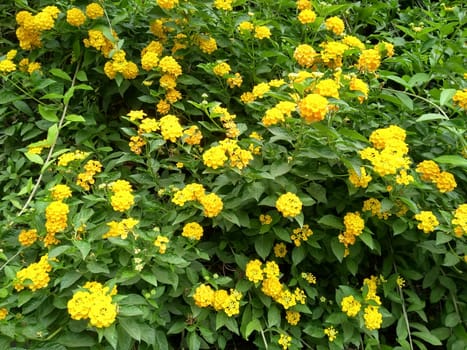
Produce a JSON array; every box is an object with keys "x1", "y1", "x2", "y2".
[
  {"x1": 238, "y1": 21, "x2": 254, "y2": 32},
  {"x1": 348, "y1": 167, "x2": 372, "y2": 188},
  {"x1": 86, "y1": 3, "x2": 104, "y2": 19},
  {"x1": 227, "y1": 72, "x2": 243, "y2": 88},
  {"x1": 138, "y1": 118, "x2": 159, "y2": 134},
  {"x1": 14, "y1": 255, "x2": 52, "y2": 291},
  {"x1": 276, "y1": 192, "x2": 302, "y2": 218},
  {"x1": 103, "y1": 218, "x2": 138, "y2": 239},
  {"x1": 314, "y1": 79, "x2": 340, "y2": 99},
  {"x1": 342, "y1": 35, "x2": 365, "y2": 50},
  {"x1": 199, "y1": 193, "x2": 223, "y2": 218},
  {"x1": 66, "y1": 8, "x2": 86, "y2": 27},
  {"x1": 298, "y1": 9, "x2": 316, "y2": 24},
  {"x1": 325, "y1": 16, "x2": 345, "y2": 35},
  {"x1": 416, "y1": 160, "x2": 440, "y2": 181},
  {"x1": 274, "y1": 242, "x2": 287, "y2": 258},
  {"x1": 214, "y1": 0, "x2": 233, "y2": 11},
  {"x1": 414, "y1": 211, "x2": 439, "y2": 234},
  {"x1": 286, "y1": 310, "x2": 300, "y2": 325},
  {"x1": 298, "y1": 94, "x2": 328, "y2": 123},
  {"x1": 158, "y1": 56, "x2": 182, "y2": 77},
  {"x1": 50, "y1": 184, "x2": 72, "y2": 201},
  {"x1": 252, "y1": 82, "x2": 270, "y2": 98},
  {"x1": 261, "y1": 277, "x2": 283, "y2": 299},
  {"x1": 452, "y1": 203, "x2": 467, "y2": 237},
  {"x1": 110, "y1": 191, "x2": 135, "y2": 212},
  {"x1": 343, "y1": 212, "x2": 364, "y2": 236},
  {"x1": 157, "y1": 99, "x2": 171, "y2": 115},
  {"x1": 363, "y1": 305, "x2": 382, "y2": 330},
  {"x1": 278, "y1": 334, "x2": 292, "y2": 350},
  {"x1": 301, "y1": 272, "x2": 316, "y2": 284},
  {"x1": 357, "y1": 49, "x2": 381, "y2": 73},
  {"x1": 18, "y1": 229, "x2": 38, "y2": 246},
  {"x1": 203, "y1": 145, "x2": 227, "y2": 169},
  {"x1": 341, "y1": 295, "x2": 361, "y2": 317},
  {"x1": 396, "y1": 169, "x2": 414, "y2": 185},
  {"x1": 0, "y1": 59, "x2": 16, "y2": 73},
  {"x1": 158, "y1": 0, "x2": 179, "y2": 10},
  {"x1": 88, "y1": 294, "x2": 117, "y2": 328},
  {"x1": 141, "y1": 52, "x2": 159, "y2": 71},
  {"x1": 245, "y1": 259, "x2": 263, "y2": 283},
  {"x1": 212, "y1": 289, "x2": 229, "y2": 311},
  {"x1": 159, "y1": 114, "x2": 183, "y2": 142},
  {"x1": 296, "y1": 0, "x2": 312, "y2": 11},
  {"x1": 154, "y1": 235, "x2": 170, "y2": 254},
  {"x1": 262, "y1": 107, "x2": 285, "y2": 127},
  {"x1": 0, "y1": 308, "x2": 8, "y2": 320},
  {"x1": 223, "y1": 289, "x2": 242, "y2": 316},
  {"x1": 263, "y1": 261, "x2": 280, "y2": 279},
  {"x1": 254, "y1": 26, "x2": 271, "y2": 40},
  {"x1": 433, "y1": 171, "x2": 457, "y2": 193},
  {"x1": 349, "y1": 77, "x2": 369, "y2": 103},
  {"x1": 453, "y1": 89, "x2": 467, "y2": 109},
  {"x1": 213, "y1": 62, "x2": 231, "y2": 76},
  {"x1": 396, "y1": 275, "x2": 406, "y2": 288},
  {"x1": 45, "y1": 200, "x2": 69, "y2": 245},
  {"x1": 198, "y1": 36, "x2": 217, "y2": 54},
  {"x1": 182, "y1": 222, "x2": 204, "y2": 240},
  {"x1": 324, "y1": 326, "x2": 338, "y2": 342},
  {"x1": 193, "y1": 284, "x2": 214, "y2": 308},
  {"x1": 277, "y1": 289, "x2": 297, "y2": 309}
]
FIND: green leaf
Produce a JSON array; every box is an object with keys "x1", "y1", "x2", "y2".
[
  {"x1": 292, "y1": 245, "x2": 306, "y2": 265},
  {"x1": 245, "y1": 319, "x2": 262, "y2": 339},
  {"x1": 394, "y1": 91, "x2": 413, "y2": 110},
  {"x1": 66, "y1": 114, "x2": 86, "y2": 122},
  {"x1": 434, "y1": 155, "x2": 467, "y2": 168},
  {"x1": 39, "y1": 105, "x2": 59, "y2": 122},
  {"x1": 270, "y1": 161, "x2": 292, "y2": 177},
  {"x1": 440, "y1": 89, "x2": 457, "y2": 106},
  {"x1": 24, "y1": 152, "x2": 44, "y2": 165},
  {"x1": 76, "y1": 71, "x2": 88, "y2": 82},
  {"x1": 444, "y1": 313, "x2": 461, "y2": 327},
  {"x1": 412, "y1": 331, "x2": 442, "y2": 346},
  {"x1": 331, "y1": 238, "x2": 345, "y2": 263},
  {"x1": 408, "y1": 73, "x2": 430, "y2": 88},
  {"x1": 267, "y1": 305, "x2": 281, "y2": 328},
  {"x1": 318, "y1": 215, "x2": 344, "y2": 229},
  {"x1": 416, "y1": 113, "x2": 448, "y2": 122},
  {"x1": 49, "y1": 245, "x2": 71, "y2": 258},
  {"x1": 50, "y1": 68, "x2": 72, "y2": 81},
  {"x1": 359, "y1": 230, "x2": 374, "y2": 250},
  {"x1": 46, "y1": 123, "x2": 59, "y2": 144},
  {"x1": 74, "y1": 241, "x2": 91, "y2": 259},
  {"x1": 255, "y1": 234, "x2": 273, "y2": 260},
  {"x1": 60, "y1": 270, "x2": 82, "y2": 290},
  {"x1": 187, "y1": 332, "x2": 201, "y2": 350},
  {"x1": 119, "y1": 318, "x2": 141, "y2": 341}
]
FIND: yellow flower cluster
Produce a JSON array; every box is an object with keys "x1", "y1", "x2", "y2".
[
  {"x1": 0, "y1": 308, "x2": 7, "y2": 320},
  {"x1": 415, "y1": 160, "x2": 457, "y2": 193},
  {"x1": 364, "y1": 305, "x2": 383, "y2": 331},
  {"x1": 86, "y1": 3, "x2": 105, "y2": 19},
  {"x1": 77, "y1": 159, "x2": 103, "y2": 190},
  {"x1": 57, "y1": 150, "x2": 89, "y2": 167},
  {"x1": 363, "y1": 275, "x2": 381, "y2": 305},
  {"x1": 245, "y1": 260, "x2": 306, "y2": 309},
  {"x1": 360, "y1": 125, "x2": 411, "y2": 177},
  {"x1": 159, "y1": 114, "x2": 183, "y2": 141},
  {"x1": 226, "y1": 72, "x2": 243, "y2": 88},
  {"x1": 193, "y1": 284, "x2": 242, "y2": 317},
  {"x1": 103, "y1": 50, "x2": 139, "y2": 80},
  {"x1": 452, "y1": 89, "x2": 467, "y2": 110},
  {"x1": 341, "y1": 295, "x2": 362, "y2": 317},
  {"x1": 293, "y1": 44, "x2": 317, "y2": 68},
  {"x1": 357, "y1": 48, "x2": 381, "y2": 73},
  {"x1": 275, "y1": 192, "x2": 303, "y2": 218},
  {"x1": 154, "y1": 235, "x2": 170, "y2": 253},
  {"x1": 278, "y1": 334, "x2": 292, "y2": 350},
  {"x1": 301, "y1": 272, "x2": 317, "y2": 284},
  {"x1": 349, "y1": 76, "x2": 369, "y2": 103},
  {"x1": 298, "y1": 93, "x2": 329, "y2": 123},
  {"x1": 320, "y1": 41, "x2": 349, "y2": 68},
  {"x1": 213, "y1": 62, "x2": 231, "y2": 76},
  {"x1": 129, "y1": 135, "x2": 147, "y2": 155},
  {"x1": 45, "y1": 200, "x2": 69, "y2": 247},
  {"x1": 452, "y1": 203, "x2": 467, "y2": 237},
  {"x1": 109, "y1": 179, "x2": 134, "y2": 212},
  {"x1": 67, "y1": 281, "x2": 118, "y2": 328},
  {"x1": 196, "y1": 35, "x2": 218, "y2": 54},
  {"x1": 182, "y1": 222, "x2": 204, "y2": 240},
  {"x1": 338, "y1": 212, "x2": 365, "y2": 255},
  {"x1": 273, "y1": 242, "x2": 287, "y2": 258},
  {"x1": 212, "y1": 105, "x2": 239, "y2": 138},
  {"x1": 286, "y1": 310, "x2": 301, "y2": 325},
  {"x1": 254, "y1": 26, "x2": 272, "y2": 40},
  {"x1": 325, "y1": 16, "x2": 345, "y2": 35},
  {"x1": 260, "y1": 214, "x2": 273, "y2": 225},
  {"x1": 104, "y1": 218, "x2": 139, "y2": 239},
  {"x1": 362, "y1": 198, "x2": 390, "y2": 220},
  {"x1": 18, "y1": 229, "x2": 38, "y2": 246},
  {"x1": 414, "y1": 211, "x2": 439, "y2": 234},
  {"x1": 203, "y1": 139, "x2": 253, "y2": 170},
  {"x1": 14, "y1": 255, "x2": 52, "y2": 291},
  {"x1": 172, "y1": 183, "x2": 223, "y2": 218},
  {"x1": 18, "y1": 58, "x2": 41, "y2": 74},
  {"x1": 83, "y1": 29, "x2": 117, "y2": 58},
  {"x1": 15, "y1": 6, "x2": 60, "y2": 50},
  {"x1": 298, "y1": 9, "x2": 317, "y2": 24},
  {"x1": 348, "y1": 167, "x2": 372, "y2": 188},
  {"x1": 183, "y1": 125, "x2": 203, "y2": 145},
  {"x1": 50, "y1": 184, "x2": 72, "y2": 201},
  {"x1": 159, "y1": 56, "x2": 182, "y2": 77},
  {"x1": 158, "y1": 0, "x2": 179, "y2": 10},
  {"x1": 0, "y1": 50, "x2": 17, "y2": 74},
  {"x1": 291, "y1": 224, "x2": 313, "y2": 246},
  {"x1": 324, "y1": 326, "x2": 338, "y2": 342},
  {"x1": 214, "y1": 0, "x2": 233, "y2": 11},
  {"x1": 66, "y1": 8, "x2": 86, "y2": 27},
  {"x1": 314, "y1": 79, "x2": 340, "y2": 99}
]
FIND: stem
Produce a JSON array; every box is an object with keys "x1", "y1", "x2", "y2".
[
  {"x1": 0, "y1": 250, "x2": 22, "y2": 272},
  {"x1": 17, "y1": 62, "x2": 81, "y2": 218},
  {"x1": 393, "y1": 262, "x2": 414, "y2": 350}
]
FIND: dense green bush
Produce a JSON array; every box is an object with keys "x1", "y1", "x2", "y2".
[{"x1": 0, "y1": 1, "x2": 466, "y2": 349}]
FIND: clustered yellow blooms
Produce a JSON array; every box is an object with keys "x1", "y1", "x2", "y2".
[
  {"x1": 298, "y1": 93, "x2": 329, "y2": 123},
  {"x1": 259, "y1": 214, "x2": 272, "y2": 225},
  {"x1": 67, "y1": 281, "x2": 118, "y2": 328},
  {"x1": 15, "y1": 6, "x2": 60, "y2": 50},
  {"x1": 357, "y1": 48, "x2": 381, "y2": 73},
  {"x1": 245, "y1": 260, "x2": 306, "y2": 310},
  {"x1": 325, "y1": 16, "x2": 345, "y2": 36},
  {"x1": 104, "y1": 218, "x2": 139, "y2": 239},
  {"x1": 293, "y1": 44, "x2": 317, "y2": 68},
  {"x1": 415, "y1": 160, "x2": 457, "y2": 193},
  {"x1": 273, "y1": 242, "x2": 287, "y2": 258},
  {"x1": 301, "y1": 272, "x2": 317, "y2": 284},
  {"x1": 203, "y1": 139, "x2": 253, "y2": 170},
  {"x1": 183, "y1": 125, "x2": 203, "y2": 145},
  {"x1": 0, "y1": 50, "x2": 18, "y2": 74},
  {"x1": 338, "y1": 212, "x2": 365, "y2": 255},
  {"x1": 349, "y1": 76, "x2": 369, "y2": 103},
  {"x1": 193, "y1": 284, "x2": 242, "y2": 317},
  {"x1": 275, "y1": 192, "x2": 303, "y2": 218},
  {"x1": 103, "y1": 50, "x2": 139, "y2": 80},
  {"x1": 314, "y1": 78, "x2": 340, "y2": 99},
  {"x1": 341, "y1": 295, "x2": 362, "y2": 317},
  {"x1": 158, "y1": 0, "x2": 179, "y2": 10},
  {"x1": 286, "y1": 310, "x2": 301, "y2": 325},
  {"x1": 213, "y1": 62, "x2": 231, "y2": 76},
  {"x1": 298, "y1": 9, "x2": 317, "y2": 24},
  {"x1": 0, "y1": 308, "x2": 7, "y2": 320},
  {"x1": 76, "y1": 159, "x2": 103, "y2": 190},
  {"x1": 83, "y1": 29, "x2": 118, "y2": 58},
  {"x1": 109, "y1": 179, "x2": 135, "y2": 212},
  {"x1": 57, "y1": 150, "x2": 90, "y2": 167},
  {"x1": 18, "y1": 229, "x2": 38, "y2": 246},
  {"x1": 44, "y1": 199, "x2": 69, "y2": 247},
  {"x1": 414, "y1": 211, "x2": 439, "y2": 234},
  {"x1": 348, "y1": 167, "x2": 372, "y2": 188},
  {"x1": 290, "y1": 224, "x2": 313, "y2": 246},
  {"x1": 362, "y1": 198, "x2": 391, "y2": 220},
  {"x1": 14, "y1": 255, "x2": 52, "y2": 291},
  {"x1": 159, "y1": 114, "x2": 183, "y2": 141},
  {"x1": 360, "y1": 125, "x2": 411, "y2": 178},
  {"x1": 278, "y1": 334, "x2": 292, "y2": 350},
  {"x1": 172, "y1": 183, "x2": 223, "y2": 218},
  {"x1": 181, "y1": 222, "x2": 204, "y2": 240},
  {"x1": 66, "y1": 8, "x2": 86, "y2": 27},
  {"x1": 154, "y1": 235, "x2": 170, "y2": 253},
  {"x1": 196, "y1": 35, "x2": 218, "y2": 54},
  {"x1": 452, "y1": 89, "x2": 467, "y2": 110},
  {"x1": 324, "y1": 326, "x2": 338, "y2": 342},
  {"x1": 452, "y1": 204, "x2": 467, "y2": 237},
  {"x1": 212, "y1": 105, "x2": 239, "y2": 138},
  {"x1": 50, "y1": 184, "x2": 72, "y2": 201}
]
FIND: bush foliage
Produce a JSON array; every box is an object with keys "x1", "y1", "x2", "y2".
[{"x1": 0, "y1": 0, "x2": 466, "y2": 349}]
